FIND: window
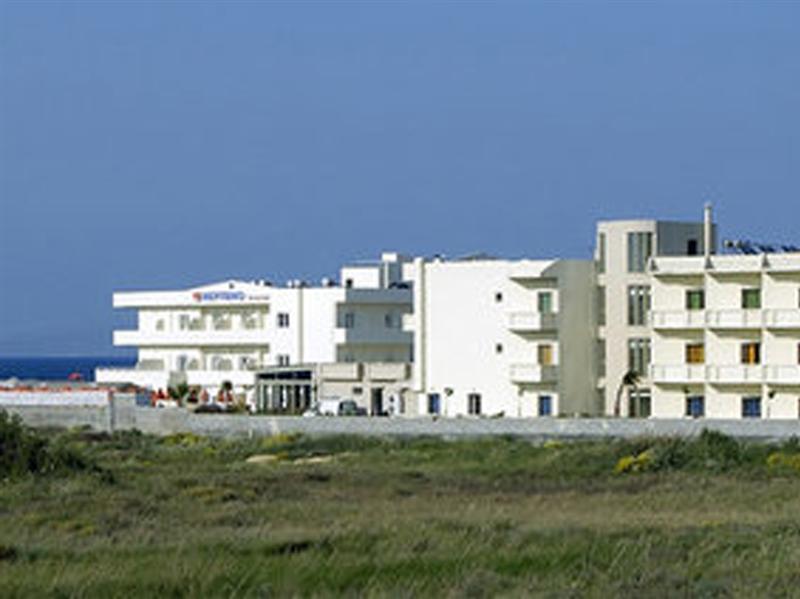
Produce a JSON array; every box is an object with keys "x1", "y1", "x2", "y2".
[
  {"x1": 352, "y1": 387, "x2": 363, "y2": 396},
  {"x1": 277, "y1": 354, "x2": 290, "y2": 366},
  {"x1": 538, "y1": 395, "x2": 552, "y2": 417},
  {"x1": 345, "y1": 278, "x2": 354, "y2": 288},
  {"x1": 742, "y1": 397, "x2": 762, "y2": 418},
  {"x1": 343, "y1": 312, "x2": 355, "y2": 329},
  {"x1": 538, "y1": 291, "x2": 553, "y2": 314},
  {"x1": 741, "y1": 342, "x2": 761, "y2": 365},
  {"x1": 597, "y1": 339, "x2": 606, "y2": 377},
  {"x1": 741, "y1": 288, "x2": 761, "y2": 309},
  {"x1": 384, "y1": 312, "x2": 395, "y2": 328},
  {"x1": 686, "y1": 396, "x2": 704, "y2": 418},
  {"x1": 597, "y1": 233, "x2": 606, "y2": 274},
  {"x1": 537, "y1": 344, "x2": 553, "y2": 366},
  {"x1": 685, "y1": 343, "x2": 705, "y2": 364},
  {"x1": 687, "y1": 239, "x2": 699, "y2": 256},
  {"x1": 628, "y1": 338, "x2": 651, "y2": 375},
  {"x1": 468, "y1": 393, "x2": 482, "y2": 415},
  {"x1": 686, "y1": 289, "x2": 705, "y2": 310},
  {"x1": 495, "y1": 343, "x2": 503, "y2": 354},
  {"x1": 155, "y1": 319, "x2": 165, "y2": 331},
  {"x1": 494, "y1": 292, "x2": 503, "y2": 303},
  {"x1": 627, "y1": 285, "x2": 651, "y2": 326},
  {"x1": 797, "y1": 343, "x2": 800, "y2": 365},
  {"x1": 277, "y1": 313, "x2": 290, "y2": 328},
  {"x1": 179, "y1": 314, "x2": 191, "y2": 330},
  {"x1": 427, "y1": 393, "x2": 441, "y2": 415},
  {"x1": 627, "y1": 231, "x2": 653, "y2": 272},
  {"x1": 597, "y1": 286, "x2": 606, "y2": 326}
]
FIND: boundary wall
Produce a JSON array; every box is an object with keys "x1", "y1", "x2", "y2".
[{"x1": 4, "y1": 396, "x2": 800, "y2": 441}]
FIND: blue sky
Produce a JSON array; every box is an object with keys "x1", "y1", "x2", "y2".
[{"x1": 1, "y1": 1, "x2": 798, "y2": 356}]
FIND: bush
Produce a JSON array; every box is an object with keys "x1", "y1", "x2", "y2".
[{"x1": 0, "y1": 410, "x2": 99, "y2": 479}]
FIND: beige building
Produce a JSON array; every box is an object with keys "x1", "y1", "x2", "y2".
[
  {"x1": 595, "y1": 210, "x2": 714, "y2": 416},
  {"x1": 649, "y1": 251, "x2": 800, "y2": 419}
]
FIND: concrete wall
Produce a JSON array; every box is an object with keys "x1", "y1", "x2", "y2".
[{"x1": 7, "y1": 398, "x2": 800, "y2": 441}]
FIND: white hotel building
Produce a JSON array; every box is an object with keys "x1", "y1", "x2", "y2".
[
  {"x1": 96, "y1": 253, "x2": 413, "y2": 403},
  {"x1": 99, "y1": 207, "x2": 800, "y2": 420}
]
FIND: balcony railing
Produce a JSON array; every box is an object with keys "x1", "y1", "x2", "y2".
[
  {"x1": 650, "y1": 364, "x2": 706, "y2": 383},
  {"x1": 509, "y1": 364, "x2": 558, "y2": 384},
  {"x1": 114, "y1": 329, "x2": 269, "y2": 347},
  {"x1": 764, "y1": 310, "x2": 800, "y2": 329},
  {"x1": 764, "y1": 365, "x2": 800, "y2": 384},
  {"x1": 705, "y1": 309, "x2": 764, "y2": 329},
  {"x1": 649, "y1": 310, "x2": 706, "y2": 329},
  {"x1": 507, "y1": 311, "x2": 557, "y2": 332},
  {"x1": 706, "y1": 364, "x2": 764, "y2": 384}
]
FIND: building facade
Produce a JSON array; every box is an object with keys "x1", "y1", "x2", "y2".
[
  {"x1": 96, "y1": 253, "x2": 413, "y2": 402},
  {"x1": 649, "y1": 251, "x2": 800, "y2": 419},
  {"x1": 98, "y1": 207, "x2": 800, "y2": 419},
  {"x1": 404, "y1": 257, "x2": 597, "y2": 417}
]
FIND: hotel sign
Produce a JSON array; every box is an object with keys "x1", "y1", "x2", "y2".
[
  {"x1": 191, "y1": 290, "x2": 270, "y2": 303},
  {"x1": 192, "y1": 291, "x2": 246, "y2": 302}
]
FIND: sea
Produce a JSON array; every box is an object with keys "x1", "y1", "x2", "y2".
[{"x1": 0, "y1": 357, "x2": 136, "y2": 382}]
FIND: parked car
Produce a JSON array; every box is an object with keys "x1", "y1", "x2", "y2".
[{"x1": 316, "y1": 397, "x2": 367, "y2": 416}]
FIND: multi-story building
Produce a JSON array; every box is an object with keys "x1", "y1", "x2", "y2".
[
  {"x1": 649, "y1": 250, "x2": 800, "y2": 419},
  {"x1": 595, "y1": 209, "x2": 715, "y2": 416},
  {"x1": 404, "y1": 257, "x2": 597, "y2": 417},
  {"x1": 96, "y1": 253, "x2": 414, "y2": 402},
  {"x1": 97, "y1": 206, "x2": 800, "y2": 420}
]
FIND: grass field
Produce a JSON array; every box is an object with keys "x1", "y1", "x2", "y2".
[{"x1": 3, "y1": 419, "x2": 800, "y2": 597}]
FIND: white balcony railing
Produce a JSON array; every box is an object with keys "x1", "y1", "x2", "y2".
[
  {"x1": 764, "y1": 365, "x2": 800, "y2": 384},
  {"x1": 649, "y1": 310, "x2": 706, "y2": 329},
  {"x1": 113, "y1": 329, "x2": 269, "y2": 347},
  {"x1": 705, "y1": 309, "x2": 764, "y2": 329},
  {"x1": 764, "y1": 310, "x2": 800, "y2": 329},
  {"x1": 706, "y1": 364, "x2": 764, "y2": 384},
  {"x1": 509, "y1": 364, "x2": 558, "y2": 384},
  {"x1": 366, "y1": 362, "x2": 409, "y2": 381},
  {"x1": 319, "y1": 363, "x2": 362, "y2": 380},
  {"x1": 507, "y1": 311, "x2": 557, "y2": 332},
  {"x1": 650, "y1": 364, "x2": 706, "y2": 384}
]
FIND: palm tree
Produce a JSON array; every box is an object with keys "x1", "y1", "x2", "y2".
[{"x1": 614, "y1": 370, "x2": 640, "y2": 417}]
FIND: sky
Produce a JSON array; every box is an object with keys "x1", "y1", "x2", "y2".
[{"x1": 1, "y1": 1, "x2": 799, "y2": 356}]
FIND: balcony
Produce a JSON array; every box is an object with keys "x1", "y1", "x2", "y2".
[
  {"x1": 650, "y1": 310, "x2": 706, "y2": 330},
  {"x1": 319, "y1": 363, "x2": 362, "y2": 381},
  {"x1": 366, "y1": 362, "x2": 410, "y2": 381},
  {"x1": 764, "y1": 310, "x2": 800, "y2": 329},
  {"x1": 706, "y1": 365, "x2": 764, "y2": 384},
  {"x1": 509, "y1": 364, "x2": 558, "y2": 384},
  {"x1": 334, "y1": 327, "x2": 412, "y2": 345},
  {"x1": 507, "y1": 311, "x2": 557, "y2": 332},
  {"x1": 705, "y1": 309, "x2": 763, "y2": 329},
  {"x1": 764, "y1": 365, "x2": 800, "y2": 385},
  {"x1": 650, "y1": 364, "x2": 706, "y2": 384},
  {"x1": 650, "y1": 256, "x2": 707, "y2": 276},
  {"x1": 113, "y1": 329, "x2": 269, "y2": 347}
]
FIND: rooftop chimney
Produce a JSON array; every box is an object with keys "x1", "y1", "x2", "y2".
[{"x1": 704, "y1": 203, "x2": 713, "y2": 258}]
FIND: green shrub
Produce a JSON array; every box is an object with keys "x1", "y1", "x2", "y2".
[{"x1": 0, "y1": 409, "x2": 100, "y2": 479}]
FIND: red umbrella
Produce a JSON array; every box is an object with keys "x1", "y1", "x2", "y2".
[{"x1": 67, "y1": 372, "x2": 83, "y2": 381}]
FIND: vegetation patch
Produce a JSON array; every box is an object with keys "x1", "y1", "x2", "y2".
[
  {"x1": 2, "y1": 427, "x2": 800, "y2": 596},
  {"x1": 0, "y1": 410, "x2": 103, "y2": 480}
]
